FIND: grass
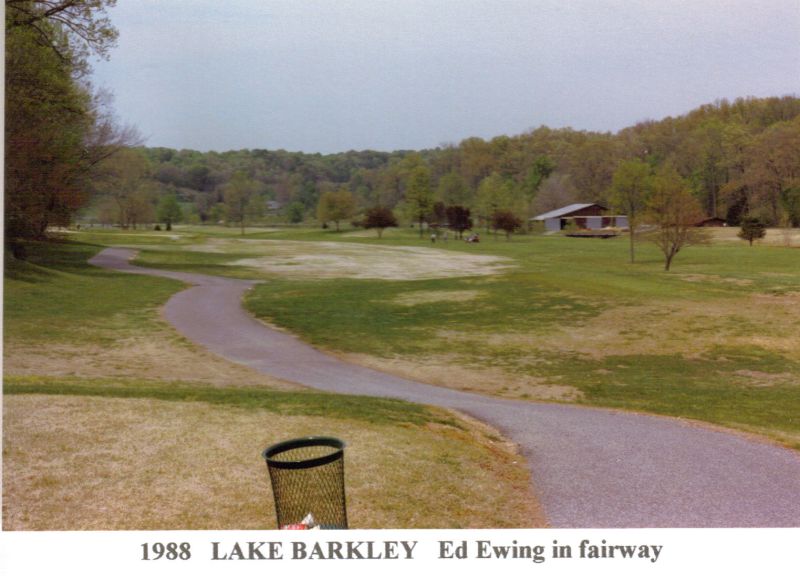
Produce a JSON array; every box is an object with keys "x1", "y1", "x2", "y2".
[
  {"x1": 51, "y1": 225, "x2": 800, "y2": 450},
  {"x1": 3, "y1": 237, "x2": 543, "y2": 529},
  {"x1": 3, "y1": 376, "x2": 542, "y2": 530},
  {"x1": 5, "y1": 239, "x2": 184, "y2": 345},
  {"x1": 235, "y1": 227, "x2": 800, "y2": 447},
  {"x1": 3, "y1": 375, "x2": 457, "y2": 427}
]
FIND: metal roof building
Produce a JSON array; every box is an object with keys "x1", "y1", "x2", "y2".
[{"x1": 531, "y1": 203, "x2": 628, "y2": 232}]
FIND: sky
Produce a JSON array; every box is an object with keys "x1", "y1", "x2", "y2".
[{"x1": 90, "y1": 0, "x2": 800, "y2": 154}]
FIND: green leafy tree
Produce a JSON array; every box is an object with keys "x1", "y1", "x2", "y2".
[
  {"x1": 316, "y1": 187, "x2": 356, "y2": 231},
  {"x1": 609, "y1": 159, "x2": 652, "y2": 263},
  {"x1": 285, "y1": 201, "x2": 305, "y2": 224},
  {"x1": 94, "y1": 148, "x2": 150, "y2": 229},
  {"x1": 156, "y1": 193, "x2": 183, "y2": 231},
  {"x1": 363, "y1": 206, "x2": 398, "y2": 238},
  {"x1": 7, "y1": 1, "x2": 120, "y2": 69},
  {"x1": 474, "y1": 173, "x2": 520, "y2": 233},
  {"x1": 436, "y1": 171, "x2": 470, "y2": 206},
  {"x1": 404, "y1": 165, "x2": 434, "y2": 237},
  {"x1": 223, "y1": 172, "x2": 261, "y2": 235},
  {"x1": 780, "y1": 187, "x2": 800, "y2": 228},
  {"x1": 5, "y1": 0, "x2": 134, "y2": 246},
  {"x1": 520, "y1": 155, "x2": 554, "y2": 225},
  {"x1": 738, "y1": 216, "x2": 767, "y2": 246}
]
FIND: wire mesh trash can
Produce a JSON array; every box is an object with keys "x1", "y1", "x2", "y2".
[{"x1": 263, "y1": 436, "x2": 348, "y2": 530}]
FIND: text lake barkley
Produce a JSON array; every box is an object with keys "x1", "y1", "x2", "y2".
[{"x1": 210, "y1": 540, "x2": 418, "y2": 560}]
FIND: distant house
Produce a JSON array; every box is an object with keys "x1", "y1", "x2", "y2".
[
  {"x1": 265, "y1": 200, "x2": 283, "y2": 213},
  {"x1": 695, "y1": 217, "x2": 727, "y2": 227},
  {"x1": 531, "y1": 203, "x2": 629, "y2": 232}
]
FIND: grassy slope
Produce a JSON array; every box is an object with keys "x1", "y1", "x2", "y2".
[{"x1": 3, "y1": 238, "x2": 543, "y2": 529}]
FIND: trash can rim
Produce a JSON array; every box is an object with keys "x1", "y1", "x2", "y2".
[{"x1": 262, "y1": 436, "x2": 345, "y2": 470}]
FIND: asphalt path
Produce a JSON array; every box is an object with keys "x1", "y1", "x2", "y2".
[{"x1": 90, "y1": 247, "x2": 800, "y2": 527}]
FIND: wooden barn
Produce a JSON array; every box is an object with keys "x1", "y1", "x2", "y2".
[{"x1": 531, "y1": 203, "x2": 629, "y2": 232}]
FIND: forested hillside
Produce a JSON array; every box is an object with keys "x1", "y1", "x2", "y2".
[{"x1": 84, "y1": 96, "x2": 800, "y2": 231}]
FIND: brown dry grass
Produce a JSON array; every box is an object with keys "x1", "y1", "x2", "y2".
[
  {"x1": 392, "y1": 290, "x2": 486, "y2": 306},
  {"x1": 2, "y1": 394, "x2": 546, "y2": 530},
  {"x1": 427, "y1": 292, "x2": 800, "y2": 363},
  {"x1": 329, "y1": 283, "x2": 799, "y2": 403},
  {"x1": 340, "y1": 353, "x2": 583, "y2": 402},
  {"x1": 708, "y1": 227, "x2": 800, "y2": 246},
  {"x1": 3, "y1": 326, "x2": 301, "y2": 391}
]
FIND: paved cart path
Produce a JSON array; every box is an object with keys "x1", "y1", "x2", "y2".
[{"x1": 91, "y1": 247, "x2": 800, "y2": 528}]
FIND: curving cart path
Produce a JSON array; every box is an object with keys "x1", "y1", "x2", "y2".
[{"x1": 91, "y1": 247, "x2": 800, "y2": 528}]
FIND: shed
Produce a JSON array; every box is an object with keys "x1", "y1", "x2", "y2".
[{"x1": 531, "y1": 203, "x2": 628, "y2": 232}]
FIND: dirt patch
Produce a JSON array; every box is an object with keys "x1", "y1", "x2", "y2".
[
  {"x1": 732, "y1": 370, "x2": 798, "y2": 386},
  {"x1": 194, "y1": 239, "x2": 516, "y2": 280},
  {"x1": 679, "y1": 274, "x2": 754, "y2": 286},
  {"x1": 392, "y1": 290, "x2": 485, "y2": 306},
  {"x1": 341, "y1": 352, "x2": 583, "y2": 402}
]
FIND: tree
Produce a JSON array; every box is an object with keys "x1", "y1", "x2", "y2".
[
  {"x1": 363, "y1": 206, "x2": 398, "y2": 238},
  {"x1": 404, "y1": 165, "x2": 434, "y2": 237},
  {"x1": 6, "y1": 1, "x2": 120, "y2": 71},
  {"x1": 491, "y1": 210, "x2": 523, "y2": 240},
  {"x1": 646, "y1": 165, "x2": 707, "y2": 271},
  {"x1": 285, "y1": 201, "x2": 305, "y2": 224},
  {"x1": 93, "y1": 147, "x2": 150, "y2": 229},
  {"x1": 126, "y1": 182, "x2": 157, "y2": 229},
  {"x1": 781, "y1": 187, "x2": 800, "y2": 228},
  {"x1": 156, "y1": 193, "x2": 183, "y2": 231},
  {"x1": 428, "y1": 201, "x2": 447, "y2": 230},
  {"x1": 316, "y1": 187, "x2": 355, "y2": 231},
  {"x1": 445, "y1": 205, "x2": 473, "y2": 239},
  {"x1": 5, "y1": 1, "x2": 137, "y2": 245},
  {"x1": 5, "y1": 22, "x2": 91, "y2": 239},
  {"x1": 609, "y1": 159, "x2": 652, "y2": 263},
  {"x1": 738, "y1": 216, "x2": 767, "y2": 246},
  {"x1": 519, "y1": 155, "x2": 554, "y2": 225},
  {"x1": 474, "y1": 173, "x2": 520, "y2": 233},
  {"x1": 743, "y1": 119, "x2": 800, "y2": 225},
  {"x1": 223, "y1": 172, "x2": 261, "y2": 235},
  {"x1": 436, "y1": 171, "x2": 470, "y2": 206}
]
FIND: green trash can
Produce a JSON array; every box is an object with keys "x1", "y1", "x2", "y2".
[{"x1": 263, "y1": 436, "x2": 348, "y2": 530}]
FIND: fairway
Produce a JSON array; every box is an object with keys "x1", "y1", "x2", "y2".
[
  {"x1": 3, "y1": 239, "x2": 544, "y2": 530},
  {"x1": 108, "y1": 225, "x2": 800, "y2": 448},
  {"x1": 5, "y1": 227, "x2": 800, "y2": 529}
]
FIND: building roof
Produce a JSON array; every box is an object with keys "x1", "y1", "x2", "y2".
[{"x1": 531, "y1": 203, "x2": 606, "y2": 221}]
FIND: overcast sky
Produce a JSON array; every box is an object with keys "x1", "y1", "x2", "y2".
[{"x1": 90, "y1": 0, "x2": 800, "y2": 154}]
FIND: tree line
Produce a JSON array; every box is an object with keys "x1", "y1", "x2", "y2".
[{"x1": 77, "y1": 95, "x2": 799, "y2": 236}]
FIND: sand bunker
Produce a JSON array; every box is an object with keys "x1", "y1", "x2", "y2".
[{"x1": 221, "y1": 240, "x2": 514, "y2": 280}]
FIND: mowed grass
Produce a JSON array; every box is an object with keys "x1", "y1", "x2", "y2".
[
  {"x1": 234, "y1": 228, "x2": 800, "y2": 448},
  {"x1": 61, "y1": 225, "x2": 800, "y2": 449},
  {"x1": 3, "y1": 239, "x2": 543, "y2": 529},
  {"x1": 5, "y1": 239, "x2": 184, "y2": 345}
]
